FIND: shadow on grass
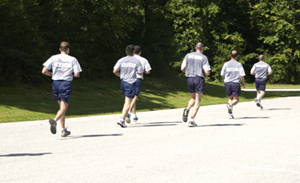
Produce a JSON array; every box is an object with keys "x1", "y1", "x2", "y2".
[
  {"x1": 0, "y1": 77, "x2": 299, "y2": 122},
  {"x1": 0, "y1": 152, "x2": 52, "y2": 157}
]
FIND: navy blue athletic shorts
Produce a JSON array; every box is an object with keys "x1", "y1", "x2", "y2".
[
  {"x1": 255, "y1": 78, "x2": 267, "y2": 91},
  {"x1": 187, "y1": 76, "x2": 205, "y2": 93},
  {"x1": 225, "y1": 82, "x2": 241, "y2": 97},
  {"x1": 52, "y1": 80, "x2": 72, "y2": 103},
  {"x1": 120, "y1": 80, "x2": 136, "y2": 99},
  {"x1": 135, "y1": 78, "x2": 143, "y2": 96}
]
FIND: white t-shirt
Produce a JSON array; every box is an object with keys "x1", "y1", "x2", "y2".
[
  {"x1": 181, "y1": 52, "x2": 211, "y2": 77},
  {"x1": 133, "y1": 55, "x2": 151, "y2": 79},
  {"x1": 43, "y1": 54, "x2": 82, "y2": 81},
  {"x1": 221, "y1": 60, "x2": 245, "y2": 83},
  {"x1": 113, "y1": 56, "x2": 143, "y2": 84},
  {"x1": 251, "y1": 61, "x2": 272, "y2": 78}
]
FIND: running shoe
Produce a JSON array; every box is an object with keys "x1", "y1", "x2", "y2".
[
  {"x1": 49, "y1": 118, "x2": 57, "y2": 134},
  {"x1": 229, "y1": 114, "x2": 234, "y2": 119},
  {"x1": 254, "y1": 98, "x2": 261, "y2": 107},
  {"x1": 260, "y1": 105, "x2": 263, "y2": 110},
  {"x1": 133, "y1": 117, "x2": 138, "y2": 122},
  {"x1": 182, "y1": 108, "x2": 189, "y2": 122},
  {"x1": 188, "y1": 120, "x2": 198, "y2": 127},
  {"x1": 125, "y1": 113, "x2": 131, "y2": 124},
  {"x1": 226, "y1": 103, "x2": 233, "y2": 114},
  {"x1": 117, "y1": 119, "x2": 127, "y2": 128},
  {"x1": 61, "y1": 128, "x2": 71, "y2": 137}
]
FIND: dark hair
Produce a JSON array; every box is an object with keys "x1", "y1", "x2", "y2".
[
  {"x1": 134, "y1": 45, "x2": 141, "y2": 54},
  {"x1": 195, "y1": 42, "x2": 204, "y2": 51},
  {"x1": 126, "y1": 45, "x2": 135, "y2": 56},
  {"x1": 230, "y1": 50, "x2": 238, "y2": 59},
  {"x1": 60, "y1": 41, "x2": 70, "y2": 52},
  {"x1": 259, "y1": 54, "x2": 264, "y2": 61}
]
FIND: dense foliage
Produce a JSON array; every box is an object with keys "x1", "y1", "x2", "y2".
[{"x1": 1, "y1": 0, "x2": 299, "y2": 84}]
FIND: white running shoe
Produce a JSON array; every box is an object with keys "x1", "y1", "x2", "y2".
[
  {"x1": 226, "y1": 103, "x2": 233, "y2": 114},
  {"x1": 229, "y1": 114, "x2": 234, "y2": 119},
  {"x1": 254, "y1": 98, "x2": 261, "y2": 107},
  {"x1": 117, "y1": 119, "x2": 127, "y2": 128},
  {"x1": 188, "y1": 120, "x2": 198, "y2": 127}
]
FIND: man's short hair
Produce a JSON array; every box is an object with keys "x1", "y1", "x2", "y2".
[
  {"x1": 60, "y1": 41, "x2": 70, "y2": 52},
  {"x1": 126, "y1": 45, "x2": 135, "y2": 55},
  {"x1": 259, "y1": 54, "x2": 264, "y2": 61},
  {"x1": 230, "y1": 50, "x2": 238, "y2": 59},
  {"x1": 195, "y1": 42, "x2": 204, "y2": 51},
  {"x1": 134, "y1": 45, "x2": 141, "y2": 54}
]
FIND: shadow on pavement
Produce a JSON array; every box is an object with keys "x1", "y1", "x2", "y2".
[
  {"x1": 129, "y1": 121, "x2": 181, "y2": 128},
  {"x1": 60, "y1": 133, "x2": 123, "y2": 140},
  {"x1": 237, "y1": 117, "x2": 270, "y2": 119},
  {"x1": 0, "y1": 152, "x2": 52, "y2": 157},
  {"x1": 266, "y1": 108, "x2": 291, "y2": 110},
  {"x1": 199, "y1": 123, "x2": 244, "y2": 127}
]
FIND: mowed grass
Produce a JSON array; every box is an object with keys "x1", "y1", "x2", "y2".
[{"x1": 0, "y1": 76, "x2": 299, "y2": 123}]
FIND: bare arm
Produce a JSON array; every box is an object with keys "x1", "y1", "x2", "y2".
[
  {"x1": 41, "y1": 67, "x2": 52, "y2": 76},
  {"x1": 145, "y1": 70, "x2": 150, "y2": 74},
  {"x1": 74, "y1": 72, "x2": 80, "y2": 78},
  {"x1": 241, "y1": 76, "x2": 245, "y2": 88},
  {"x1": 268, "y1": 71, "x2": 272, "y2": 75},
  {"x1": 205, "y1": 70, "x2": 210, "y2": 77},
  {"x1": 113, "y1": 69, "x2": 120, "y2": 77},
  {"x1": 181, "y1": 67, "x2": 185, "y2": 72}
]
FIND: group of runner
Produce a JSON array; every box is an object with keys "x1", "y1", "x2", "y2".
[
  {"x1": 41, "y1": 41, "x2": 272, "y2": 136},
  {"x1": 181, "y1": 42, "x2": 272, "y2": 127}
]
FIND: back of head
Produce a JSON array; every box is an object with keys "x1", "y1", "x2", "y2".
[
  {"x1": 195, "y1": 42, "x2": 204, "y2": 51},
  {"x1": 134, "y1": 45, "x2": 141, "y2": 54},
  {"x1": 60, "y1": 41, "x2": 70, "y2": 52},
  {"x1": 126, "y1": 45, "x2": 135, "y2": 56},
  {"x1": 230, "y1": 50, "x2": 238, "y2": 59},
  {"x1": 258, "y1": 54, "x2": 264, "y2": 61}
]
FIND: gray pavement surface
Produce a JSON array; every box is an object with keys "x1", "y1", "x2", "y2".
[{"x1": 0, "y1": 97, "x2": 300, "y2": 183}]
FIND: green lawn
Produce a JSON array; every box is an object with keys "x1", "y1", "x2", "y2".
[{"x1": 0, "y1": 76, "x2": 299, "y2": 123}]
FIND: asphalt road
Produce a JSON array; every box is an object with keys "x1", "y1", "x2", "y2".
[{"x1": 0, "y1": 96, "x2": 300, "y2": 183}]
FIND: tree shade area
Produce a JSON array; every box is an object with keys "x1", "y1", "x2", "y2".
[{"x1": 0, "y1": 0, "x2": 299, "y2": 84}]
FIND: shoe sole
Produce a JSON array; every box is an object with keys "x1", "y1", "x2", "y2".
[
  {"x1": 117, "y1": 122, "x2": 127, "y2": 128},
  {"x1": 125, "y1": 115, "x2": 131, "y2": 124},
  {"x1": 256, "y1": 102, "x2": 261, "y2": 107},
  {"x1": 182, "y1": 108, "x2": 189, "y2": 122},
  {"x1": 188, "y1": 122, "x2": 197, "y2": 127},
  {"x1": 226, "y1": 104, "x2": 232, "y2": 114},
  {"x1": 61, "y1": 131, "x2": 71, "y2": 137},
  {"x1": 49, "y1": 119, "x2": 57, "y2": 134}
]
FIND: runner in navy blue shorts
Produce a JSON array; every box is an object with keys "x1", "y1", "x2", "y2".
[
  {"x1": 113, "y1": 45, "x2": 143, "y2": 128},
  {"x1": 251, "y1": 54, "x2": 272, "y2": 109},
  {"x1": 181, "y1": 42, "x2": 210, "y2": 127},
  {"x1": 42, "y1": 41, "x2": 82, "y2": 137},
  {"x1": 221, "y1": 50, "x2": 245, "y2": 119}
]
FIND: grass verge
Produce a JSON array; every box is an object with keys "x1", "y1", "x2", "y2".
[{"x1": 0, "y1": 76, "x2": 299, "y2": 123}]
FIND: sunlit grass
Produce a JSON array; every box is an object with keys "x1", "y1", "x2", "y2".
[{"x1": 0, "y1": 77, "x2": 299, "y2": 123}]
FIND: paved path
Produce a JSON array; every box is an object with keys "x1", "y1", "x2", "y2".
[{"x1": 1, "y1": 97, "x2": 300, "y2": 183}]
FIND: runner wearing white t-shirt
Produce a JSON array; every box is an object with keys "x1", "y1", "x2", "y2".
[
  {"x1": 220, "y1": 50, "x2": 245, "y2": 119},
  {"x1": 128, "y1": 45, "x2": 151, "y2": 122},
  {"x1": 113, "y1": 45, "x2": 143, "y2": 128},
  {"x1": 181, "y1": 42, "x2": 211, "y2": 127},
  {"x1": 250, "y1": 54, "x2": 272, "y2": 109},
  {"x1": 42, "y1": 41, "x2": 82, "y2": 137}
]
